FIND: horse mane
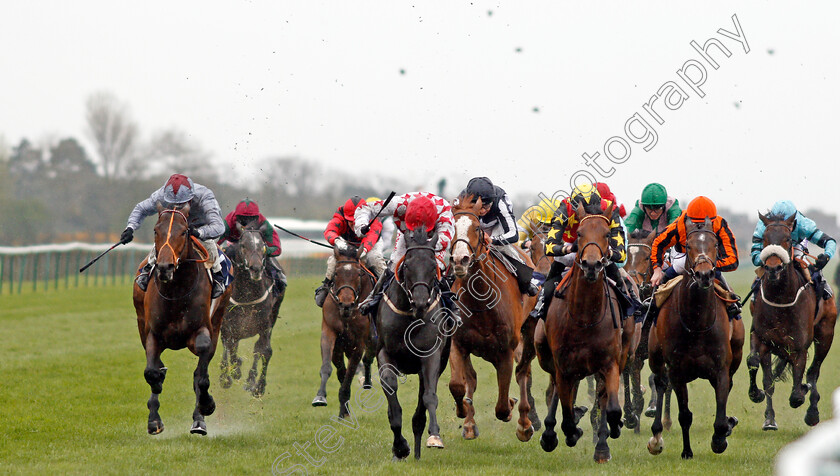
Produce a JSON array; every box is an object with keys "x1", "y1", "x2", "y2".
[
  {"x1": 630, "y1": 229, "x2": 651, "y2": 239},
  {"x1": 337, "y1": 244, "x2": 360, "y2": 258},
  {"x1": 764, "y1": 212, "x2": 789, "y2": 223},
  {"x1": 455, "y1": 193, "x2": 478, "y2": 210}
]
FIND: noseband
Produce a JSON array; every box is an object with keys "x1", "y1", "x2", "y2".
[
  {"x1": 762, "y1": 223, "x2": 794, "y2": 268},
  {"x1": 157, "y1": 209, "x2": 190, "y2": 269},
  {"x1": 575, "y1": 215, "x2": 610, "y2": 274}
]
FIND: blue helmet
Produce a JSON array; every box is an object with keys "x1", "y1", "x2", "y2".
[{"x1": 769, "y1": 200, "x2": 797, "y2": 219}]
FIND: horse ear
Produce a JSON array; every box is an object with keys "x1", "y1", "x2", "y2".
[
  {"x1": 758, "y1": 211, "x2": 769, "y2": 226},
  {"x1": 785, "y1": 214, "x2": 796, "y2": 229},
  {"x1": 156, "y1": 201, "x2": 164, "y2": 213},
  {"x1": 259, "y1": 220, "x2": 270, "y2": 235},
  {"x1": 575, "y1": 203, "x2": 586, "y2": 221},
  {"x1": 604, "y1": 201, "x2": 615, "y2": 219},
  {"x1": 356, "y1": 245, "x2": 364, "y2": 260},
  {"x1": 704, "y1": 216, "x2": 712, "y2": 229},
  {"x1": 474, "y1": 196, "x2": 483, "y2": 212},
  {"x1": 235, "y1": 221, "x2": 243, "y2": 233},
  {"x1": 181, "y1": 202, "x2": 191, "y2": 216},
  {"x1": 333, "y1": 246, "x2": 340, "y2": 259}
]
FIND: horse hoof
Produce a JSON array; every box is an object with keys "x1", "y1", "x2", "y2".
[
  {"x1": 624, "y1": 413, "x2": 638, "y2": 430},
  {"x1": 749, "y1": 387, "x2": 765, "y2": 403},
  {"x1": 358, "y1": 375, "x2": 372, "y2": 390},
  {"x1": 462, "y1": 424, "x2": 478, "y2": 440},
  {"x1": 565, "y1": 427, "x2": 583, "y2": 447},
  {"x1": 392, "y1": 439, "x2": 411, "y2": 460},
  {"x1": 805, "y1": 408, "x2": 820, "y2": 426},
  {"x1": 531, "y1": 417, "x2": 542, "y2": 432},
  {"x1": 391, "y1": 455, "x2": 407, "y2": 462},
  {"x1": 219, "y1": 375, "x2": 232, "y2": 389},
  {"x1": 190, "y1": 420, "x2": 207, "y2": 435},
  {"x1": 763, "y1": 420, "x2": 778, "y2": 431},
  {"x1": 663, "y1": 418, "x2": 672, "y2": 431},
  {"x1": 644, "y1": 405, "x2": 657, "y2": 418},
  {"x1": 573, "y1": 405, "x2": 589, "y2": 424},
  {"x1": 312, "y1": 395, "x2": 327, "y2": 407},
  {"x1": 790, "y1": 394, "x2": 806, "y2": 409},
  {"x1": 147, "y1": 420, "x2": 164, "y2": 435},
  {"x1": 711, "y1": 437, "x2": 728, "y2": 454},
  {"x1": 681, "y1": 449, "x2": 693, "y2": 460},
  {"x1": 426, "y1": 435, "x2": 444, "y2": 448},
  {"x1": 516, "y1": 424, "x2": 534, "y2": 442},
  {"x1": 231, "y1": 368, "x2": 242, "y2": 381},
  {"x1": 540, "y1": 431, "x2": 559, "y2": 453},
  {"x1": 594, "y1": 450, "x2": 612, "y2": 463},
  {"x1": 647, "y1": 436, "x2": 664, "y2": 455}
]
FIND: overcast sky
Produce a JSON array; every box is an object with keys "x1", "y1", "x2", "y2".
[{"x1": 2, "y1": 1, "x2": 838, "y2": 219}]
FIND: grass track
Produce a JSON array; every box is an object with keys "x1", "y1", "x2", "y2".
[{"x1": 0, "y1": 264, "x2": 838, "y2": 475}]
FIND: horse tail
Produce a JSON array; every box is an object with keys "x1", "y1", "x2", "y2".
[{"x1": 771, "y1": 355, "x2": 791, "y2": 382}]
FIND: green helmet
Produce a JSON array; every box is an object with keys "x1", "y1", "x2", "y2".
[{"x1": 640, "y1": 183, "x2": 668, "y2": 206}]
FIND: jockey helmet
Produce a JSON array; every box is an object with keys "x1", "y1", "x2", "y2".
[
  {"x1": 366, "y1": 196, "x2": 381, "y2": 204},
  {"x1": 570, "y1": 183, "x2": 601, "y2": 206},
  {"x1": 235, "y1": 199, "x2": 261, "y2": 217},
  {"x1": 535, "y1": 198, "x2": 561, "y2": 224},
  {"x1": 163, "y1": 174, "x2": 194, "y2": 204},
  {"x1": 640, "y1": 183, "x2": 668, "y2": 206},
  {"x1": 405, "y1": 196, "x2": 437, "y2": 232},
  {"x1": 686, "y1": 196, "x2": 717, "y2": 222},
  {"x1": 595, "y1": 182, "x2": 616, "y2": 203},
  {"x1": 769, "y1": 200, "x2": 797, "y2": 219},
  {"x1": 343, "y1": 196, "x2": 366, "y2": 222},
  {"x1": 465, "y1": 177, "x2": 496, "y2": 204}
]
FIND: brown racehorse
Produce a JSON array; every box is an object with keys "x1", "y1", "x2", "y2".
[
  {"x1": 538, "y1": 203, "x2": 636, "y2": 463},
  {"x1": 747, "y1": 212, "x2": 837, "y2": 430},
  {"x1": 133, "y1": 203, "x2": 232, "y2": 435},
  {"x1": 448, "y1": 196, "x2": 539, "y2": 442},
  {"x1": 623, "y1": 230, "x2": 671, "y2": 432},
  {"x1": 647, "y1": 217, "x2": 745, "y2": 459},
  {"x1": 312, "y1": 244, "x2": 376, "y2": 418}
]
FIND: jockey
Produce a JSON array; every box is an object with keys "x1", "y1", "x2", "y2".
[
  {"x1": 595, "y1": 182, "x2": 627, "y2": 219},
  {"x1": 458, "y1": 177, "x2": 539, "y2": 296},
  {"x1": 121, "y1": 173, "x2": 227, "y2": 299},
  {"x1": 517, "y1": 197, "x2": 561, "y2": 249},
  {"x1": 353, "y1": 192, "x2": 455, "y2": 316},
  {"x1": 624, "y1": 182, "x2": 682, "y2": 235},
  {"x1": 649, "y1": 195, "x2": 741, "y2": 318},
  {"x1": 529, "y1": 183, "x2": 638, "y2": 320},
  {"x1": 314, "y1": 196, "x2": 387, "y2": 307},
  {"x1": 218, "y1": 199, "x2": 287, "y2": 297},
  {"x1": 750, "y1": 200, "x2": 836, "y2": 300},
  {"x1": 367, "y1": 196, "x2": 396, "y2": 258}
]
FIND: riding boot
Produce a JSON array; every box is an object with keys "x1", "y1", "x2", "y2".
[
  {"x1": 314, "y1": 278, "x2": 332, "y2": 308},
  {"x1": 812, "y1": 270, "x2": 833, "y2": 300},
  {"x1": 528, "y1": 261, "x2": 565, "y2": 321},
  {"x1": 266, "y1": 257, "x2": 287, "y2": 296},
  {"x1": 716, "y1": 272, "x2": 742, "y2": 320},
  {"x1": 662, "y1": 266, "x2": 679, "y2": 283},
  {"x1": 438, "y1": 274, "x2": 463, "y2": 326},
  {"x1": 360, "y1": 268, "x2": 394, "y2": 316},
  {"x1": 211, "y1": 270, "x2": 226, "y2": 299},
  {"x1": 135, "y1": 263, "x2": 153, "y2": 292}
]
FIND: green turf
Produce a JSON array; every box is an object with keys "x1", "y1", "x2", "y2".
[{"x1": 0, "y1": 265, "x2": 838, "y2": 475}]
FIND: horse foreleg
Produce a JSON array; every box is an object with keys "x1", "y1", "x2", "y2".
[
  {"x1": 518, "y1": 314, "x2": 541, "y2": 433},
  {"x1": 539, "y1": 380, "x2": 560, "y2": 452},
  {"x1": 757, "y1": 347, "x2": 777, "y2": 431},
  {"x1": 143, "y1": 333, "x2": 166, "y2": 435},
  {"x1": 191, "y1": 327, "x2": 216, "y2": 435},
  {"x1": 338, "y1": 347, "x2": 363, "y2": 419},
  {"x1": 515, "y1": 346, "x2": 536, "y2": 441},
  {"x1": 312, "y1": 324, "x2": 336, "y2": 407},
  {"x1": 456, "y1": 351, "x2": 478, "y2": 439},
  {"x1": 622, "y1": 362, "x2": 637, "y2": 431},
  {"x1": 493, "y1": 350, "x2": 515, "y2": 423},
  {"x1": 218, "y1": 333, "x2": 233, "y2": 389},
  {"x1": 250, "y1": 330, "x2": 273, "y2": 398},
  {"x1": 806, "y1": 303, "x2": 837, "y2": 426},
  {"x1": 558, "y1": 377, "x2": 584, "y2": 448},
  {"x1": 377, "y1": 350, "x2": 409, "y2": 460},
  {"x1": 421, "y1": 354, "x2": 445, "y2": 454},
  {"x1": 631, "y1": 355, "x2": 645, "y2": 433},
  {"x1": 711, "y1": 371, "x2": 736, "y2": 455},
  {"x1": 448, "y1": 342, "x2": 468, "y2": 420},
  {"x1": 594, "y1": 381, "x2": 611, "y2": 464},
  {"x1": 789, "y1": 351, "x2": 809, "y2": 409},
  {"x1": 671, "y1": 378, "x2": 694, "y2": 459},
  {"x1": 411, "y1": 379, "x2": 427, "y2": 460},
  {"x1": 747, "y1": 328, "x2": 765, "y2": 403},
  {"x1": 647, "y1": 338, "x2": 666, "y2": 455},
  {"x1": 361, "y1": 338, "x2": 375, "y2": 390}
]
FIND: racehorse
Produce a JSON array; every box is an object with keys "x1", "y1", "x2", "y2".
[
  {"x1": 623, "y1": 230, "x2": 672, "y2": 432},
  {"x1": 133, "y1": 202, "x2": 231, "y2": 435},
  {"x1": 747, "y1": 212, "x2": 837, "y2": 429},
  {"x1": 219, "y1": 221, "x2": 285, "y2": 397},
  {"x1": 312, "y1": 244, "x2": 376, "y2": 418},
  {"x1": 538, "y1": 203, "x2": 636, "y2": 463},
  {"x1": 448, "y1": 196, "x2": 539, "y2": 442},
  {"x1": 647, "y1": 217, "x2": 745, "y2": 459},
  {"x1": 376, "y1": 227, "x2": 452, "y2": 460}
]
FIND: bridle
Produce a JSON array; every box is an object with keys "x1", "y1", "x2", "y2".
[
  {"x1": 156, "y1": 209, "x2": 190, "y2": 269},
  {"x1": 329, "y1": 256, "x2": 375, "y2": 310},
  {"x1": 575, "y1": 214, "x2": 610, "y2": 274},
  {"x1": 395, "y1": 244, "x2": 441, "y2": 310},
  {"x1": 232, "y1": 228, "x2": 267, "y2": 274},
  {"x1": 450, "y1": 210, "x2": 487, "y2": 267},
  {"x1": 626, "y1": 242, "x2": 653, "y2": 295},
  {"x1": 762, "y1": 222, "x2": 795, "y2": 269},
  {"x1": 684, "y1": 226, "x2": 718, "y2": 286}
]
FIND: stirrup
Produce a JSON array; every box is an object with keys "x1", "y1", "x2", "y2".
[
  {"x1": 359, "y1": 292, "x2": 382, "y2": 316},
  {"x1": 135, "y1": 264, "x2": 153, "y2": 292},
  {"x1": 211, "y1": 271, "x2": 225, "y2": 299}
]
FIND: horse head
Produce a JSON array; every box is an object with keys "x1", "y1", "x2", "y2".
[
  {"x1": 685, "y1": 216, "x2": 718, "y2": 289},
  {"x1": 758, "y1": 211, "x2": 796, "y2": 283},
  {"x1": 450, "y1": 194, "x2": 486, "y2": 278},
  {"x1": 626, "y1": 229, "x2": 654, "y2": 297},
  {"x1": 575, "y1": 202, "x2": 614, "y2": 283},
  {"x1": 235, "y1": 221, "x2": 268, "y2": 282},
  {"x1": 400, "y1": 227, "x2": 440, "y2": 318},
  {"x1": 154, "y1": 202, "x2": 192, "y2": 283},
  {"x1": 332, "y1": 244, "x2": 364, "y2": 318}
]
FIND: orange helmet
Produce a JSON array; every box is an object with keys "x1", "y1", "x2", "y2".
[{"x1": 686, "y1": 196, "x2": 717, "y2": 222}]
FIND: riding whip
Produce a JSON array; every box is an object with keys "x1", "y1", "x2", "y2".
[
  {"x1": 79, "y1": 242, "x2": 123, "y2": 273},
  {"x1": 272, "y1": 224, "x2": 333, "y2": 249},
  {"x1": 360, "y1": 191, "x2": 396, "y2": 236}
]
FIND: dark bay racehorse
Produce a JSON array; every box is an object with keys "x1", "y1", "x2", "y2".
[
  {"x1": 647, "y1": 217, "x2": 744, "y2": 459},
  {"x1": 133, "y1": 203, "x2": 231, "y2": 435},
  {"x1": 219, "y1": 222, "x2": 284, "y2": 397},
  {"x1": 448, "y1": 196, "x2": 539, "y2": 442},
  {"x1": 623, "y1": 230, "x2": 671, "y2": 432},
  {"x1": 312, "y1": 244, "x2": 376, "y2": 418},
  {"x1": 376, "y1": 228, "x2": 452, "y2": 460},
  {"x1": 538, "y1": 203, "x2": 636, "y2": 463},
  {"x1": 747, "y1": 212, "x2": 837, "y2": 429}
]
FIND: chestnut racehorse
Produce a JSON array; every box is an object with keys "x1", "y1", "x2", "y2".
[
  {"x1": 647, "y1": 217, "x2": 744, "y2": 459},
  {"x1": 538, "y1": 203, "x2": 636, "y2": 463},
  {"x1": 312, "y1": 244, "x2": 376, "y2": 418},
  {"x1": 449, "y1": 196, "x2": 539, "y2": 442},
  {"x1": 747, "y1": 212, "x2": 837, "y2": 430},
  {"x1": 133, "y1": 203, "x2": 231, "y2": 435}
]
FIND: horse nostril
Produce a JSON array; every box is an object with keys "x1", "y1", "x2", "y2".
[{"x1": 459, "y1": 256, "x2": 469, "y2": 266}]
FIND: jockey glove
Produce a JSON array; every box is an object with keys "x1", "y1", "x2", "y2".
[
  {"x1": 120, "y1": 227, "x2": 134, "y2": 244},
  {"x1": 189, "y1": 228, "x2": 201, "y2": 239},
  {"x1": 816, "y1": 253, "x2": 829, "y2": 271}
]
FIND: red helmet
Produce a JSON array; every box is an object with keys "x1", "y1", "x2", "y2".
[
  {"x1": 595, "y1": 182, "x2": 614, "y2": 202},
  {"x1": 342, "y1": 196, "x2": 366, "y2": 222},
  {"x1": 405, "y1": 196, "x2": 437, "y2": 232},
  {"x1": 234, "y1": 199, "x2": 261, "y2": 217},
  {"x1": 686, "y1": 196, "x2": 717, "y2": 222}
]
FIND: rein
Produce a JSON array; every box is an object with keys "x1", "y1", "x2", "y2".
[
  {"x1": 685, "y1": 227, "x2": 718, "y2": 286},
  {"x1": 154, "y1": 208, "x2": 205, "y2": 300},
  {"x1": 328, "y1": 258, "x2": 374, "y2": 310},
  {"x1": 393, "y1": 243, "x2": 441, "y2": 312},
  {"x1": 575, "y1": 215, "x2": 611, "y2": 273},
  {"x1": 626, "y1": 242, "x2": 653, "y2": 296}
]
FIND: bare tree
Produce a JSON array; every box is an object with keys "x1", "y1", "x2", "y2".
[
  {"x1": 135, "y1": 128, "x2": 214, "y2": 180},
  {"x1": 85, "y1": 91, "x2": 138, "y2": 180}
]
